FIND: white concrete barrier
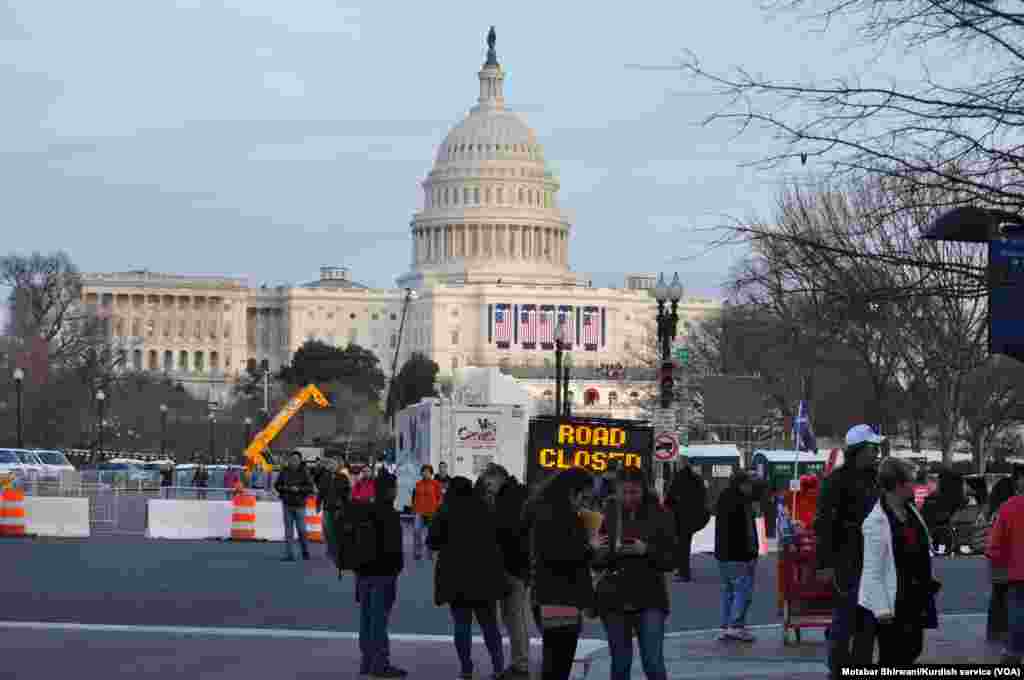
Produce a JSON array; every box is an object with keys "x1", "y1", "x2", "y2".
[
  {"x1": 25, "y1": 497, "x2": 90, "y2": 538},
  {"x1": 147, "y1": 499, "x2": 287, "y2": 541}
]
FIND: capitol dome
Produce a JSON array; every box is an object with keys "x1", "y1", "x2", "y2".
[{"x1": 399, "y1": 28, "x2": 576, "y2": 289}]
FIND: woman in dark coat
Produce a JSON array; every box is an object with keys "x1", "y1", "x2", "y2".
[
  {"x1": 593, "y1": 468, "x2": 676, "y2": 680},
  {"x1": 527, "y1": 468, "x2": 599, "y2": 680},
  {"x1": 427, "y1": 476, "x2": 506, "y2": 680}
]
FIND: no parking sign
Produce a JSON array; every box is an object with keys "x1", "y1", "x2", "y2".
[{"x1": 654, "y1": 432, "x2": 679, "y2": 462}]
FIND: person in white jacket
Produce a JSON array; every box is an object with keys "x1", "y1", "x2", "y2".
[{"x1": 858, "y1": 457, "x2": 939, "y2": 665}]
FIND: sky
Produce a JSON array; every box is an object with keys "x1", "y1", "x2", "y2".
[{"x1": 0, "y1": 0, "x2": 916, "y2": 307}]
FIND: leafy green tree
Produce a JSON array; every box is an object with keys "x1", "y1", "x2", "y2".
[
  {"x1": 279, "y1": 340, "x2": 386, "y2": 403},
  {"x1": 391, "y1": 352, "x2": 439, "y2": 414}
]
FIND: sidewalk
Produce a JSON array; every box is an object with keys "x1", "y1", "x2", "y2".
[{"x1": 582, "y1": 614, "x2": 1003, "y2": 679}]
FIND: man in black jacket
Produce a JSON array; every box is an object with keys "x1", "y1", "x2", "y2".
[
  {"x1": 667, "y1": 458, "x2": 710, "y2": 582},
  {"x1": 714, "y1": 469, "x2": 760, "y2": 641},
  {"x1": 355, "y1": 472, "x2": 407, "y2": 679},
  {"x1": 482, "y1": 464, "x2": 531, "y2": 678},
  {"x1": 317, "y1": 459, "x2": 351, "y2": 569},
  {"x1": 814, "y1": 424, "x2": 882, "y2": 679},
  {"x1": 274, "y1": 451, "x2": 315, "y2": 562}
]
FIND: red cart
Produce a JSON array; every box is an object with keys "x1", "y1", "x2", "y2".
[{"x1": 779, "y1": 531, "x2": 835, "y2": 645}]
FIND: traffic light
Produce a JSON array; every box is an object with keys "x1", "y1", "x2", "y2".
[{"x1": 660, "y1": 360, "x2": 674, "y2": 409}]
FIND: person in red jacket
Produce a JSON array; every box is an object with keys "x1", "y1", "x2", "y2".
[
  {"x1": 987, "y1": 482, "x2": 1024, "y2": 664},
  {"x1": 352, "y1": 465, "x2": 377, "y2": 503}
]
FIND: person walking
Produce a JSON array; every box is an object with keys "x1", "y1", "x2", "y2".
[
  {"x1": 858, "y1": 457, "x2": 939, "y2": 665},
  {"x1": 428, "y1": 476, "x2": 507, "y2": 680},
  {"x1": 192, "y1": 462, "x2": 209, "y2": 500},
  {"x1": 714, "y1": 469, "x2": 760, "y2": 642},
  {"x1": 412, "y1": 465, "x2": 443, "y2": 561},
  {"x1": 665, "y1": 457, "x2": 710, "y2": 582},
  {"x1": 355, "y1": 472, "x2": 407, "y2": 678},
  {"x1": 275, "y1": 451, "x2": 315, "y2": 562},
  {"x1": 482, "y1": 464, "x2": 532, "y2": 678},
  {"x1": 922, "y1": 468, "x2": 968, "y2": 555},
  {"x1": 318, "y1": 459, "x2": 352, "y2": 569},
  {"x1": 814, "y1": 424, "x2": 883, "y2": 678},
  {"x1": 527, "y1": 468, "x2": 600, "y2": 680},
  {"x1": 593, "y1": 468, "x2": 676, "y2": 680},
  {"x1": 977, "y1": 470, "x2": 1024, "y2": 643}
]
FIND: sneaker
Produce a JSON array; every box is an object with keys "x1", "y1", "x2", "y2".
[
  {"x1": 372, "y1": 667, "x2": 409, "y2": 679},
  {"x1": 496, "y1": 668, "x2": 530, "y2": 679},
  {"x1": 717, "y1": 627, "x2": 731, "y2": 642},
  {"x1": 728, "y1": 627, "x2": 756, "y2": 642},
  {"x1": 457, "y1": 672, "x2": 473, "y2": 680}
]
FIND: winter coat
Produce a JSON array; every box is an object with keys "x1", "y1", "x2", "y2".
[
  {"x1": 593, "y1": 498, "x2": 676, "y2": 612},
  {"x1": 413, "y1": 479, "x2": 443, "y2": 517},
  {"x1": 352, "y1": 478, "x2": 376, "y2": 503},
  {"x1": 427, "y1": 493, "x2": 507, "y2": 606},
  {"x1": 318, "y1": 473, "x2": 351, "y2": 513},
  {"x1": 714, "y1": 486, "x2": 758, "y2": 563},
  {"x1": 988, "y1": 495, "x2": 1024, "y2": 584},
  {"x1": 666, "y1": 468, "x2": 710, "y2": 535},
  {"x1": 493, "y1": 477, "x2": 530, "y2": 579},
  {"x1": 528, "y1": 500, "x2": 596, "y2": 611},
  {"x1": 354, "y1": 495, "x2": 405, "y2": 578},
  {"x1": 814, "y1": 464, "x2": 879, "y2": 590},
  {"x1": 859, "y1": 498, "x2": 937, "y2": 626},
  {"x1": 274, "y1": 465, "x2": 315, "y2": 508}
]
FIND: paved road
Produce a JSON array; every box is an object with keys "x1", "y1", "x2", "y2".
[{"x1": 0, "y1": 536, "x2": 990, "y2": 634}]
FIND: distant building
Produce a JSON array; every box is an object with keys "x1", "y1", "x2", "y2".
[{"x1": 80, "y1": 31, "x2": 721, "y2": 406}]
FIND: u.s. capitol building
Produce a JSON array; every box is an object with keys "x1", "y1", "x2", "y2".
[{"x1": 81, "y1": 32, "x2": 721, "y2": 411}]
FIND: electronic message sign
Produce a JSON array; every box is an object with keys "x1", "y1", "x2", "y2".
[
  {"x1": 525, "y1": 416, "x2": 654, "y2": 487},
  {"x1": 990, "y1": 238, "x2": 1024, "y2": 363}
]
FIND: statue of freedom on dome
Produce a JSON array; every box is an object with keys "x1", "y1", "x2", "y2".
[{"x1": 485, "y1": 26, "x2": 498, "y2": 65}]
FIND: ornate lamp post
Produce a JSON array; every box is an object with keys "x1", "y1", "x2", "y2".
[
  {"x1": 553, "y1": 323, "x2": 564, "y2": 417},
  {"x1": 243, "y1": 417, "x2": 252, "y2": 465},
  {"x1": 95, "y1": 389, "x2": 106, "y2": 463},
  {"x1": 159, "y1": 404, "x2": 168, "y2": 459},
  {"x1": 653, "y1": 273, "x2": 683, "y2": 409},
  {"x1": 13, "y1": 368, "x2": 24, "y2": 448}
]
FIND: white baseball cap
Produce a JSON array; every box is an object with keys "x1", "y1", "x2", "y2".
[{"x1": 845, "y1": 424, "x2": 884, "y2": 448}]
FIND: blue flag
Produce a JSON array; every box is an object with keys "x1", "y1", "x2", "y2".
[{"x1": 794, "y1": 400, "x2": 817, "y2": 453}]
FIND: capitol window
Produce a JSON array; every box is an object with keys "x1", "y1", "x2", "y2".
[
  {"x1": 350, "y1": 313, "x2": 356, "y2": 319},
  {"x1": 463, "y1": 188, "x2": 470, "y2": 203},
  {"x1": 485, "y1": 187, "x2": 491, "y2": 204},
  {"x1": 146, "y1": 320, "x2": 155, "y2": 337},
  {"x1": 474, "y1": 188, "x2": 480, "y2": 204},
  {"x1": 608, "y1": 392, "x2": 619, "y2": 406},
  {"x1": 518, "y1": 188, "x2": 524, "y2": 203},
  {"x1": 372, "y1": 313, "x2": 379, "y2": 321},
  {"x1": 450, "y1": 330, "x2": 459, "y2": 345},
  {"x1": 444, "y1": 187, "x2": 449, "y2": 205},
  {"x1": 496, "y1": 187, "x2": 503, "y2": 203},
  {"x1": 179, "y1": 319, "x2": 186, "y2": 337},
  {"x1": 454, "y1": 188, "x2": 459, "y2": 204},
  {"x1": 390, "y1": 313, "x2": 397, "y2": 321}
]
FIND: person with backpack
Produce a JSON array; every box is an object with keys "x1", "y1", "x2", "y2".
[
  {"x1": 665, "y1": 457, "x2": 710, "y2": 582},
  {"x1": 428, "y1": 476, "x2": 507, "y2": 680},
  {"x1": 347, "y1": 472, "x2": 407, "y2": 678},
  {"x1": 274, "y1": 451, "x2": 315, "y2": 562}
]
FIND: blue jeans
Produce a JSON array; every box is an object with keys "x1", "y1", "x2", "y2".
[
  {"x1": 718, "y1": 561, "x2": 756, "y2": 627},
  {"x1": 602, "y1": 609, "x2": 668, "y2": 680},
  {"x1": 413, "y1": 515, "x2": 430, "y2": 559},
  {"x1": 358, "y1": 575, "x2": 398, "y2": 674},
  {"x1": 451, "y1": 604, "x2": 504, "y2": 675},
  {"x1": 1008, "y1": 583, "x2": 1024, "y2": 657},
  {"x1": 282, "y1": 503, "x2": 308, "y2": 559}
]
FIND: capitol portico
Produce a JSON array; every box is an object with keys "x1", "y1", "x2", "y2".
[{"x1": 80, "y1": 30, "x2": 722, "y2": 409}]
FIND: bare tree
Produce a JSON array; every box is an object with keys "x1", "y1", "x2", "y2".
[
  {"x1": 675, "y1": 0, "x2": 1024, "y2": 215},
  {"x1": 958, "y1": 355, "x2": 1024, "y2": 472}
]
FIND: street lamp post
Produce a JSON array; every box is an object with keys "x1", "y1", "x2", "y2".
[
  {"x1": 208, "y1": 414, "x2": 216, "y2": 465},
  {"x1": 243, "y1": 417, "x2": 252, "y2": 466},
  {"x1": 386, "y1": 287, "x2": 417, "y2": 432},
  {"x1": 554, "y1": 324, "x2": 564, "y2": 417},
  {"x1": 654, "y1": 273, "x2": 684, "y2": 408},
  {"x1": 159, "y1": 404, "x2": 168, "y2": 459},
  {"x1": 95, "y1": 389, "x2": 106, "y2": 463},
  {"x1": 13, "y1": 368, "x2": 24, "y2": 448}
]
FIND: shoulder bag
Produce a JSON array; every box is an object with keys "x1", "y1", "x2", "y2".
[{"x1": 532, "y1": 511, "x2": 582, "y2": 630}]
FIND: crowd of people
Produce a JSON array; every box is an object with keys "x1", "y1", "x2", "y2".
[{"x1": 259, "y1": 423, "x2": 1024, "y2": 680}]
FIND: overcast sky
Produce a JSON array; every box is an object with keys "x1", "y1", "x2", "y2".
[{"x1": 0, "y1": 1, "x2": 921, "y2": 304}]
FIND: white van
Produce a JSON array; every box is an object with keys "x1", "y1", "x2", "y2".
[{"x1": 32, "y1": 449, "x2": 76, "y2": 481}]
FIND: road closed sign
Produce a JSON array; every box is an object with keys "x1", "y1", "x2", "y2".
[{"x1": 654, "y1": 432, "x2": 679, "y2": 462}]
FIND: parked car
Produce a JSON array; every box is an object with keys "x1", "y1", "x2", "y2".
[
  {"x1": 14, "y1": 451, "x2": 45, "y2": 480},
  {"x1": 0, "y1": 449, "x2": 28, "y2": 482},
  {"x1": 31, "y1": 449, "x2": 75, "y2": 481}
]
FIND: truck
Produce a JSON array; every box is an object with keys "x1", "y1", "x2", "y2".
[{"x1": 394, "y1": 399, "x2": 528, "y2": 509}]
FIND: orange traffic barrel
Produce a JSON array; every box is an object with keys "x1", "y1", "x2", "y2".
[
  {"x1": 304, "y1": 496, "x2": 322, "y2": 543},
  {"x1": 1, "y1": 488, "x2": 27, "y2": 537},
  {"x1": 230, "y1": 493, "x2": 257, "y2": 541}
]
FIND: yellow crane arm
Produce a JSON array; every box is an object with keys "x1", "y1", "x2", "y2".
[{"x1": 244, "y1": 384, "x2": 329, "y2": 473}]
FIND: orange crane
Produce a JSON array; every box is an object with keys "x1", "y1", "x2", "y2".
[{"x1": 243, "y1": 384, "x2": 330, "y2": 473}]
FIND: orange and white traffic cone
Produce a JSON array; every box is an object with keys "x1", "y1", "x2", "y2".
[{"x1": 304, "y1": 497, "x2": 322, "y2": 543}]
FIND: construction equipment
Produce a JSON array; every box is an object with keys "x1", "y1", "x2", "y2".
[{"x1": 243, "y1": 384, "x2": 330, "y2": 473}]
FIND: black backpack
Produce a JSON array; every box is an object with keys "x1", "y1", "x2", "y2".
[{"x1": 337, "y1": 503, "x2": 377, "y2": 572}]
